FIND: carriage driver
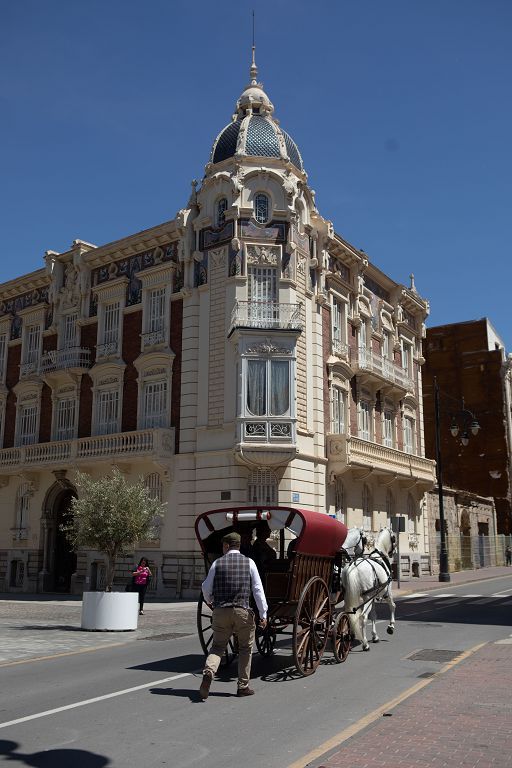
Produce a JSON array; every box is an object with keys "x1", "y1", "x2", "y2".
[{"x1": 200, "y1": 531, "x2": 268, "y2": 700}]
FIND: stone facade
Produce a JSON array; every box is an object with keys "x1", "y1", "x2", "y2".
[{"x1": 0, "y1": 54, "x2": 436, "y2": 594}]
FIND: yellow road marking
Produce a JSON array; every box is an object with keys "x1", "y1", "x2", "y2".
[
  {"x1": 286, "y1": 641, "x2": 487, "y2": 768},
  {"x1": 0, "y1": 642, "x2": 128, "y2": 668}
]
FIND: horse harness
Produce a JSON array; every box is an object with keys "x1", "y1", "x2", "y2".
[{"x1": 347, "y1": 548, "x2": 393, "y2": 614}]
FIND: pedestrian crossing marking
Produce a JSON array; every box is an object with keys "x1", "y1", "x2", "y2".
[{"x1": 401, "y1": 592, "x2": 512, "y2": 601}]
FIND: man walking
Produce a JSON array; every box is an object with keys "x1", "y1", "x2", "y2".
[{"x1": 199, "y1": 531, "x2": 268, "y2": 700}]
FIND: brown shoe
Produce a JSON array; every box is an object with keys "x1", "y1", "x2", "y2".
[
  {"x1": 199, "y1": 673, "x2": 212, "y2": 700},
  {"x1": 237, "y1": 686, "x2": 255, "y2": 697}
]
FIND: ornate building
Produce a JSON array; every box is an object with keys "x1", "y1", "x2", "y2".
[{"x1": 0, "y1": 53, "x2": 435, "y2": 594}]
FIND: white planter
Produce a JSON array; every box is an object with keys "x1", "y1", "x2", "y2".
[{"x1": 81, "y1": 591, "x2": 139, "y2": 631}]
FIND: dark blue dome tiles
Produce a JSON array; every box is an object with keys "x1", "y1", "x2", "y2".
[
  {"x1": 245, "y1": 115, "x2": 281, "y2": 158},
  {"x1": 212, "y1": 120, "x2": 242, "y2": 164},
  {"x1": 283, "y1": 130, "x2": 304, "y2": 171}
]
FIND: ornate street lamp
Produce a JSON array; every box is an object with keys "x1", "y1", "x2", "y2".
[{"x1": 434, "y1": 377, "x2": 481, "y2": 582}]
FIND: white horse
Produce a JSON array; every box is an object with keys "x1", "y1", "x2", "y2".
[
  {"x1": 340, "y1": 527, "x2": 367, "y2": 561},
  {"x1": 341, "y1": 527, "x2": 396, "y2": 651}
]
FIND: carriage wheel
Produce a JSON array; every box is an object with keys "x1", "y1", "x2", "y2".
[
  {"x1": 293, "y1": 577, "x2": 331, "y2": 676},
  {"x1": 256, "y1": 621, "x2": 277, "y2": 657},
  {"x1": 196, "y1": 594, "x2": 237, "y2": 667},
  {"x1": 332, "y1": 611, "x2": 351, "y2": 663}
]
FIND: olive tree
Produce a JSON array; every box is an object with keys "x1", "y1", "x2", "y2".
[{"x1": 62, "y1": 468, "x2": 165, "y2": 592}]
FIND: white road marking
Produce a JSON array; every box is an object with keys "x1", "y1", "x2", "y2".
[
  {"x1": 401, "y1": 593, "x2": 429, "y2": 599},
  {"x1": 0, "y1": 671, "x2": 193, "y2": 730},
  {"x1": 491, "y1": 590, "x2": 512, "y2": 597}
]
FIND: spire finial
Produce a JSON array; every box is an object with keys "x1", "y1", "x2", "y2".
[
  {"x1": 250, "y1": 11, "x2": 258, "y2": 84},
  {"x1": 409, "y1": 273, "x2": 417, "y2": 293}
]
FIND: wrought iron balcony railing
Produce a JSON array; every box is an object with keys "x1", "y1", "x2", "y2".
[
  {"x1": 353, "y1": 347, "x2": 414, "y2": 391},
  {"x1": 41, "y1": 347, "x2": 92, "y2": 373},
  {"x1": 141, "y1": 328, "x2": 166, "y2": 348},
  {"x1": 229, "y1": 301, "x2": 303, "y2": 334}
]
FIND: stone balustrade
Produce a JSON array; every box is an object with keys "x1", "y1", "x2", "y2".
[
  {"x1": 327, "y1": 434, "x2": 436, "y2": 487},
  {"x1": 0, "y1": 428, "x2": 175, "y2": 473}
]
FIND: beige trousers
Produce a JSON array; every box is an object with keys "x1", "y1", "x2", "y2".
[{"x1": 203, "y1": 606, "x2": 256, "y2": 689}]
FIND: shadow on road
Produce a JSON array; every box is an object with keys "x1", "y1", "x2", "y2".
[{"x1": 0, "y1": 740, "x2": 110, "y2": 767}]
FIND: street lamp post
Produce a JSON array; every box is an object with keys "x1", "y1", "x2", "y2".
[{"x1": 433, "y1": 377, "x2": 481, "y2": 582}]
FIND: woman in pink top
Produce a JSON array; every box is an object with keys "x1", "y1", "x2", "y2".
[{"x1": 132, "y1": 557, "x2": 152, "y2": 615}]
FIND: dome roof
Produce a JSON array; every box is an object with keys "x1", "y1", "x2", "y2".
[{"x1": 209, "y1": 50, "x2": 304, "y2": 172}]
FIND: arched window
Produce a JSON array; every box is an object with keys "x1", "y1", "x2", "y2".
[
  {"x1": 216, "y1": 197, "x2": 228, "y2": 228},
  {"x1": 248, "y1": 469, "x2": 277, "y2": 505},
  {"x1": 362, "y1": 483, "x2": 372, "y2": 531},
  {"x1": 254, "y1": 193, "x2": 270, "y2": 224}
]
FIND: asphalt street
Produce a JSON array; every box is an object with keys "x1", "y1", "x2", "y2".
[{"x1": 0, "y1": 573, "x2": 511, "y2": 768}]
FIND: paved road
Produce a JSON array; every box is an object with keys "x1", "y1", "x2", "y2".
[{"x1": 0, "y1": 570, "x2": 511, "y2": 767}]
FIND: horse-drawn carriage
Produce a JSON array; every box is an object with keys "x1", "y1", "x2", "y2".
[{"x1": 195, "y1": 505, "x2": 354, "y2": 676}]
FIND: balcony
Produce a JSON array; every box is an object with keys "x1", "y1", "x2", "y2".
[
  {"x1": 141, "y1": 328, "x2": 166, "y2": 349},
  {"x1": 0, "y1": 427, "x2": 175, "y2": 474},
  {"x1": 19, "y1": 359, "x2": 39, "y2": 378},
  {"x1": 96, "y1": 341, "x2": 119, "y2": 360},
  {"x1": 41, "y1": 347, "x2": 92, "y2": 374},
  {"x1": 326, "y1": 434, "x2": 436, "y2": 492},
  {"x1": 229, "y1": 301, "x2": 303, "y2": 335},
  {"x1": 234, "y1": 417, "x2": 297, "y2": 469},
  {"x1": 352, "y1": 347, "x2": 414, "y2": 394}
]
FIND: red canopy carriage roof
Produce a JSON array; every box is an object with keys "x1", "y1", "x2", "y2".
[{"x1": 195, "y1": 506, "x2": 348, "y2": 557}]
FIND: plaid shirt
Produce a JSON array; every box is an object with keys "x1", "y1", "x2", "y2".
[{"x1": 211, "y1": 550, "x2": 251, "y2": 609}]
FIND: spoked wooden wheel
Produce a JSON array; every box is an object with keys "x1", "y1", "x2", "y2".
[
  {"x1": 332, "y1": 611, "x2": 351, "y2": 663},
  {"x1": 256, "y1": 621, "x2": 277, "y2": 657},
  {"x1": 293, "y1": 577, "x2": 331, "y2": 676},
  {"x1": 196, "y1": 594, "x2": 237, "y2": 666}
]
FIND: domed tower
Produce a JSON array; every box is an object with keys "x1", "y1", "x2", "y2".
[{"x1": 179, "y1": 50, "x2": 329, "y2": 508}]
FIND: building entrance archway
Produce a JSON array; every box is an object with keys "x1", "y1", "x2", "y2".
[{"x1": 40, "y1": 481, "x2": 77, "y2": 593}]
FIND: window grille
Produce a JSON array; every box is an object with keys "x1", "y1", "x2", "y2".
[
  {"x1": 143, "y1": 380, "x2": 167, "y2": 428},
  {"x1": 254, "y1": 193, "x2": 270, "y2": 224},
  {"x1": 145, "y1": 472, "x2": 163, "y2": 502},
  {"x1": 63, "y1": 313, "x2": 78, "y2": 349},
  {"x1": 401, "y1": 340, "x2": 412, "y2": 376},
  {"x1": 103, "y1": 302, "x2": 120, "y2": 346},
  {"x1": 331, "y1": 387, "x2": 346, "y2": 434},
  {"x1": 358, "y1": 401, "x2": 372, "y2": 441},
  {"x1": 332, "y1": 299, "x2": 346, "y2": 346},
  {"x1": 55, "y1": 398, "x2": 76, "y2": 441},
  {"x1": 404, "y1": 416, "x2": 415, "y2": 454},
  {"x1": 96, "y1": 389, "x2": 119, "y2": 435},
  {"x1": 216, "y1": 197, "x2": 228, "y2": 228},
  {"x1": 24, "y1": 325, "x2": 41, "y2": 364},
  {"x1": 148, "y1": 288, "x2": 166, "y2": 334},
  {"x1": 383, "y1": 410, "x2": 394, "y2": 448},
  {"x1": 18, "y1": 404, "x2": 38, "y2": 446},
  {"x1": 248, "y1": 469, "x2": 277, "y2": 505},
  {"x1": 15, "y1": 482, "x2": 31, "y2": 529}
]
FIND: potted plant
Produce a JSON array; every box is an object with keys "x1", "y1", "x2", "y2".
[{"x1": 62, "y1": 467, "x2": 164, "y2": 631}]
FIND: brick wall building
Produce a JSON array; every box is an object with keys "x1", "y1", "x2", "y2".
[{"x1": 423, "y1": 318, "x2": 512, "y2": 535}]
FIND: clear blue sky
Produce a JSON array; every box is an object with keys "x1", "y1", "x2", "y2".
[{"x1": 1, "y1": 1, "x2": 511, "y2": 349}]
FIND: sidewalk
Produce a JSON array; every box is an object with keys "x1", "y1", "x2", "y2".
[
  {"x1": 304, "y1": 564, "x2": 512, "y2": 768},
  {"x1": 0, "y1": 566, "x2": 510, "y2": 664}
]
